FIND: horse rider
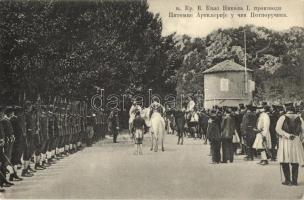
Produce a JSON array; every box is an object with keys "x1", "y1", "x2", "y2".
[
  {"x1": 186, "y1": 96, "x2": 195, "y2": 120},
  {"x1": 188, "y1": 107, "x2": 199, "y2": 138},
  {"x1": 149, "y1": 99, "x2": 165, "y2": 117}
]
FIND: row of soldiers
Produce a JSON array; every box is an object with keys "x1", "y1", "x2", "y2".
[{"x1": 0, "y1": 100, "x2": 105, "y2": 192}]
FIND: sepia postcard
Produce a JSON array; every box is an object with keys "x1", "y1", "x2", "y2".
[{"x1": 0, "y1": 0, "x2": 303, "y2": 199}]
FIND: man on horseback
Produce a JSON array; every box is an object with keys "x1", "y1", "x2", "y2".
[
  {"x1": 185, "y1": 96, "x2": 196, "y2": 137},
  {"x1": 188, "y1": 107, "x2": 200, "y2": 139}
]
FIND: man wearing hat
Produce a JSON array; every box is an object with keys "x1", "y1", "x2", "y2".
[
  {"x1": 269, "y1": 105, "x2": 283, "y2": 161},
  {"x1": 221, "y1": 108, "x2": 236, "y2": 163},
  {"x1": 275, "y1": 103, "x2": 304, "y2": 186},
  {"x1": 241, "y1": 104, "x2": 258, "y2": 161},
  {"x1": 207, "y1": 110, "x2": 221, "y2": 164},
  {"x1": 253, "y1": 105, "x2": 272, "y2": 165},
  {"x1": 131, "y1": 110, "x2": 147, "y2": 155}
]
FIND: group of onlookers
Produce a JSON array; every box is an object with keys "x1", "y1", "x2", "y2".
[{"x1": 205, "y1": 102, "x2": 304, "y2": 186}]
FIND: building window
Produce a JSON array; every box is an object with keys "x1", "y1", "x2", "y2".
[{"x1": 220, "y1": 78, "x2": 229, "y2": 91}]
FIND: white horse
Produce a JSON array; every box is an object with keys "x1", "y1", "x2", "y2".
[
  {"x1": 141, "y1": 108, "x2": 153, "y2": 149},
  {"x1": 150, "y1": 109, "x2": 166, "y2": 152}
]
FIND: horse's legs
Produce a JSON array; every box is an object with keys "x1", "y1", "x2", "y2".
[
  {"x1": 177, "y1": 131, "x2": 180, "y2": 145},
  {"x1": 154, "y1": 137, "x2": 158, "y2": 152},
  {"x1": 161, "y1": 139, "x2": 165, "y2": 152},
  {"x1": 150, "y1": 133, "x2": 154, "y2": 151},
  {"x1": 181, "y1": 130, "x2": 184, "y2": 145}
]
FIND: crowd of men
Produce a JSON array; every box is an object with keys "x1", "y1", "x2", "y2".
[
  {"x1": 0, "y1": 100, "x2": 107, "y2": 192},
  {"x1": 201, "y1": 102, "x2": 304, "y2": 186},
  {"x1": 159, "y1": 96, "x2": 304, "y2": 186}
]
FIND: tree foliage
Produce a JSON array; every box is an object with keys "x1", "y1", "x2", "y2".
[
  {"x1": 0, "y1": 0, "x2": 181, "y2": 105},
  {"x1": 175, "y1": 25, "x2": 304, "y2": 103}
]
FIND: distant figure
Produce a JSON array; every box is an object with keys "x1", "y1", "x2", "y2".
[
  {"x1": 241, "y1": 105, "x2": 257, "y2": 161},
  {"x1": 108, "y1": 110, "x2": 120, "y2": 143},
  {"x1": 207, "y1": 110, "x2": 221, "y2": 164},
  {"x1": 221, "y1": 108, "x2": 236, "y2": 163},
  {"x1": 253, "y1": 105, "x2": 271, "y2": 165}
]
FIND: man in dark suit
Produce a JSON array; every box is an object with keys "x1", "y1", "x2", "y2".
[
  {"x1": 221, "y1": 108, "x2": 236, "y2": 163},
  {"x1": 241, "y1": 105, "x2": 257, "y2": 161}
]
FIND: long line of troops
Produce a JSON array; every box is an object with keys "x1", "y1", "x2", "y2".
[{"x1": 0, "y1": 100, "x2": 107, "y2": 192}]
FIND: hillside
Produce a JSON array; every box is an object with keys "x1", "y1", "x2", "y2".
[{"x1": 175, "y1": 25, "x2": 304, "y2": 104}]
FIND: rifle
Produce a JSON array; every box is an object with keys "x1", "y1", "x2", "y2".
[{"x1": 35, "y1": 94, "x2": 41, "y2": 144}]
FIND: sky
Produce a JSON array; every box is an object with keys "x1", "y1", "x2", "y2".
[{"x1": 148, "y1": 0, "x2": 304, "y2": 37}]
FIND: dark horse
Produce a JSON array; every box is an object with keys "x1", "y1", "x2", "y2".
[
  {"x1": 198, "y1": 111, "x2": 209, "y2": 143},
  {"x1": 168, "y1": 109, "x2": 186, "y2": 145}
]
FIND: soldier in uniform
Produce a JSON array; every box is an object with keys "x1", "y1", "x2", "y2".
[
  {"x1": 1, "y1": 106, "x2": 16, "y2": 184},
  {"x1": 0, "y1": 106, "x2": 14, "y2": 189},
  {"x1": 9, "y1": 106, "x2": 24, "y2": 181},
  {"x1": 32, "y1": 105, "x2": 44, "y2": 171},
  {"x1": 46, "y1": 105, "x2": 56, "y2": 164},
  {"x1": 241, "y1": 105, "x2": 257, "y2": 161},
  {"x1": 39, "y1": 105, "x2": 49, "y2": 168},
  {"x1": 21, "y1": 102, "x2": 34, "y2": 177},
  {"x1": 237, "y1": 103, "x2": 247, "y2": 155},
  {"x1": 108, "y1": 110, "x2": 120, "y2": 143},
  {"x1": 86, "y1": 113, "x2": 96, "y2": 146},
  {"x1": 53, "y1": 107, "x2": 61, "y2": 159}
]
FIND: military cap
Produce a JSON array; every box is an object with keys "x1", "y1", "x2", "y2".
[
  {"x1": 4, "y1": 106, "x2": 14, "y2": 115},
  {"x1": 256, "y1": 105, "x2": 263, "y2": 109},
  {"x1": 246, "y1": 104, "x2": 256, "y2": 112},
  {"x1": 13, "y1": 105, "x2": 22, "y2": 111},
  {"x1": 231, "y1": 107, "x2": 238, "y2": 112},
  {"x1": 284, "y1": 102, "x2": 295, "y2": 112},
  {"x1": 25, "y1": 101, "x2": 32, "y2": 106},
  {"x1": 264, "y1": 105, "x2": 271, "y2": 112},
  {"x1": 272, "y1": 105, "x2": 283, "y2": 111},
  {"x1": 284, "y1": 102, "x2": 294, "y2": 107},
  {"x1": 225, "y1": 107, "x2": 232, "y2": 114},
  {"x1": 0, "y1": 106, "x2": 6, "y2": 112},
  {"x1": 239, "y1": 103, "x2": 245, "y2": 109}
]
